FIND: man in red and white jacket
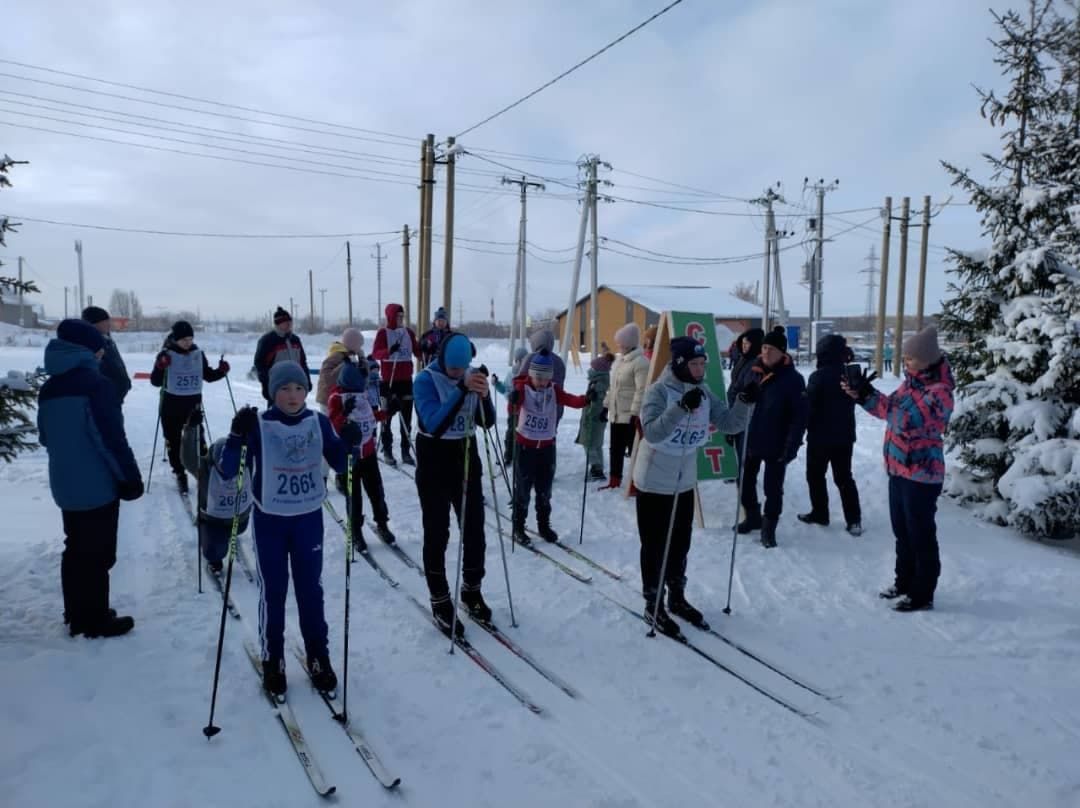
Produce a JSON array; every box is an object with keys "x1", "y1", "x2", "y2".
[
  {"x1": 371, "y1": 303, "x2": 422, "y2": 466},
  {"x1": 508, "y1": 349, "x2": 590, "y2": 546}
]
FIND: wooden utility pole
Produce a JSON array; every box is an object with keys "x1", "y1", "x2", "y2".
[
  {"x1": 588, "y1": 159, "x2": 600, "y2": 356},
  {"x1": 560, "y1": 157, "x2": 593, "y2": 359},
  {"x1": 420, "y1": 133, "x2": 436, "y2": 332},
  {"x1": 402, "y1": 225, "x2": 411, "y2": 331},
  {"x1": 345, "y1": 241, "x2": 353, "y2": 326},
  {"x1": 502, "y1": 175, "x2": 545, "y2": 353},
  {"x1": 442, "y1": 135, "x2": 456, "y2": 315},
  {"x1": 915, "y1": 195, "x2": 931, "y2": 331},
  {"x1": 761, "y1": 203, "x2": 774, "y2": 332},
  {"x1": 416, "y1": 141, "x2": 428, "y2": 336},
  {"x1": 64, "y1": 285, "x2": 69, "y2": 319},
  {"x1": 319, "y1": 288, "x2": 327, "y2": 331},
  {"x1": 372, "y1": 242, "x2": 386, "y2": 326},
  {"x1": 893, "y1": 197, "x2": 911, "y2": 378},
  {"x1": 308, "y1": 269, "x2": 315, "y2": 333},
  {"x1": 874, "y1": 197, "x2": 892, "y2": 378}
]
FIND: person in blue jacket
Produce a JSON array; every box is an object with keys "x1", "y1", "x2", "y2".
[
  {"x1": 38, "y1": 319, "x2": 143, "y2": 638},
  {"x1": 221, "y1": 361, "x2": 353, "y2": 698},
  {"x1": 413, "y1": 332, "x2": 495, "y2": 638}
]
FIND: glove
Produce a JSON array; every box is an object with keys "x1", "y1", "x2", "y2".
[
  {"x1": 476, "y1": 364, "x2": 489, "y2": 377},
  {"x1": 678, "y1": 388, "x2": 705, "y2": 411},
  {"x1": 230, "y1": 405, "x2": 259, "y2": 437},
  {"x1": 491, "y1": 373, "x2": 500, "y2": 387},
  {"x1": 737, "y1": 380, "x2": 760, "y2": 404},
  {"x1": 343, "y1": 397, "x2": 357, "y2": 416},
  {"x1": 857, "y1": 369, "x2": 879, "y2": 403},
  {"x1": 339, "y1": 422, "x2": 363, "y2": 446},
  {"x1": 217, "y1": 360, "x2": 230, "y2": 375},
  {"x1": 155, "y1": 352, "x2": 170, "y2": 370},
  {"x1": 117, "y1": 478, "x2": 144, "y2": 501},
  {"x1": 599, "y1": 407, "x2": 608, "y2": 424}
]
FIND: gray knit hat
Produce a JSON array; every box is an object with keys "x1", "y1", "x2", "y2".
[
  {"x1": 269, "y1": 360, "x2": 310, "y2": 398},
  {"x1": 902, "y1": 326, "x2": 942, "y2": 365}
]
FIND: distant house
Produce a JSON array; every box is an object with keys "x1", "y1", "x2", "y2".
[
  {"x1": 553, "y1": 284, "x2": 762, "y2": 351},
  {"x1": 0, "y1": 294, "x2": 41, "y2": 328}
]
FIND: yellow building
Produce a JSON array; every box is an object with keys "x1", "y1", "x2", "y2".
[{"x1": 554, "y1": 284, "x2": 763, "y2": 352}]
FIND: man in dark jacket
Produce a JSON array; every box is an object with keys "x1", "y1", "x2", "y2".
[
  {"x1": 254, "y1": 307, "x2": 309, "y2": 403},
  {"x1": 419, "y1": 307, "x2": 451, "y2": 368},
  {"x1": 82, "y1": 306, "x2": 131, "y2": 404},
  {"x1": 738, "y1": 328, "x2": 808, "y2": 547},
  {"x1": 799, "y1": 334, "x2": 863, "y2": 535},
  {"x1": 38, "y1": 319, "x2": 143, "y2": 638}
]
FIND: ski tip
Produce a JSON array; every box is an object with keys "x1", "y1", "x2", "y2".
[
  {"x1": 202, "y1": 725, "x2": 221, "y2": 739},
  {"x1": 321, "y1": 785, "x2": 337, "y2": 797},
  {"x1": 385, "y1": 777, "x2": 402, "y2": 790}
]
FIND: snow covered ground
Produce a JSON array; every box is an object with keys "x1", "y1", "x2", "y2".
[{"x1": 2, "y1": 329, "x2": 1079, "y2": 808}]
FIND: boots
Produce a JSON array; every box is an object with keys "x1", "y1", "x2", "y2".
[
  {"x1": 512, "y1": 521, "x2": 531, "y2": 547},
  {"x1": 71, "y1": 613, "x2": 135, "y2": 638},
  {"x1": 401, "y1": 445, "x2": 415, "y2": 466},
  {"x1": 374, "y1": 522, "x2": 396, "y2": 545},
  {"x1": 667, "y1": 588, "x2": 709, "y2": 629},
  {"x1": 797, "y1": 512, "x2": 829, "y2": 526},
  {"x1": 175, "y1": 470, "x2": 189, "y2": 495},
  {"x1": 262, "y1": 655, "x2": 287, "y2": 699},
  {"x1": 461, "y1": 588, "x2": 492, "y2": 623},
  {"x1": 431, "y1": 597, "x2": 465, "y2": 639},
  {"x1": 893, "y1": 595, "x2": 934, "y2": 613},
  {"x1": 589, "y1": 465, "x2": 606, "y2": 481},
  {"x1": 879, "y1": 584, "x2": 907, "y2": 600},
  {"x1": 737, "y1": 511, "x2": 762, "y2": 534},
  {"x1": 644, "y1": 600, "x2": 683, "y2": 639},
  {"x1": 760, "y1": 516, "x2": 778, "y2": 548},
  {"x1": 598, "y1": 476, "x2": 621, "y2": 491},
  {"x1": 846, "y1": 522, "x2": 863, "y2": 536},
  {"x1": 537, "y1": 522, "x2": 559, "y2": 543},
  {"x1": 307, "y1": 654, "x2": 338, "y2": 694}
]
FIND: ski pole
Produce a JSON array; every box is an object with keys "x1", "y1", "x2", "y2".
[
  {"x1": 147, "y1": 411, "x2": 162, "y2": 493},
  {"x1": 478, "y1": 400, "x2": 517, "y2": 627},
  {"x1": 448, "y1": 391, "x2": 476, "y2": 653},
  {"x1": 488, "y1": 424, "x2": 514, "y2": 501},
  {"x1": 648, "y1": 410, "x2": 695, "y2": 638},
  {"x1": 510, "y1": 411, "x2": 521, "y2": 554},
  {"x1": 338, "y1": 454, "x2": 354, "y2": 724},
  {"x1": 723, "y1": 405, "x2": 755, "y2": 616},
  {"x1": 221, "y1": 354, "x2": 237, "y2": 414},
  {"x1": 203, "y1": 445, "x2": 248, "y2": 739},
  {"x1": 578, "y1": 400, "x2": 595, "y2": 545}
]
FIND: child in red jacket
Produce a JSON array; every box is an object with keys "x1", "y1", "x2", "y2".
[
  {"x1": 328, "y1": 359, "x2": 395, "y2": 550},
  {"x1": 508, "y1": 349, "x2": 591, "y2": 545}
]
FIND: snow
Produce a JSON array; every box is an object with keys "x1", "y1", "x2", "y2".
[
  {"x1": 601, "y1": 284, "x2": 762, "y2": 318},
  {"x1": 2, "y1": 332, "x2": 1080, "y2": 807}
]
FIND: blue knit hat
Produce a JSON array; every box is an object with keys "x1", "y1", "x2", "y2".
[
  {"x1": 269, "y1": 360, "x2": 310, "y2": 398},
  {"x1": 337, "y1": 360, "x2": 368, "y2": 392},
  {"x1": 441, "y1": 332, "x2": 473, "y2": 370},
  {"x1": 529, "y1": 349, "x2": 554, "y2": 379},
  {"x1": 57, "y1": 318, "x2": 106, "y2": 354}
]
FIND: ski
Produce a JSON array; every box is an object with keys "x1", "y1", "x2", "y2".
[
  {"x1": 291, "y1": 646, "x2": 402, "y2": 790},
  {"x1": 375, "y1": 530, "x2": 424, "y2": 575},
  {"x1": 206, "y1": 562, "x2": 241, "y2": 619},
  {"x1": 404, "y1": 592, "x2": 543, "y2": 715},
  {"x1": 597, "y1": 591, "x2": 816, "y2": 720},
  {"x1": 700, "y1": 624, "x2": 836, "y2": 701},
  {"x1": 465, "y1": 613, "x2": 581, "y2": 700},
  {"x1": 502, "y1": 515, "x2": 623, "y2": 581},
  {"x1": 322, "y1": 501, "x2": 400, "y2": 588},
  {"x1": 505, "y1": 529, "x2": 593, "y2": 584},
  {"x1": 241, "y1": 639, "x2": 337, "y2": 798}
]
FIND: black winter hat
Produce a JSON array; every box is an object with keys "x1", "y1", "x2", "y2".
[
  {"x1": 57, "y1": 318, "x2": 106, "y2": 354},
  {"x1": 273, "y1": 307, "x2": 292, "y2": 325},
  {"x1": 670, "y1": 337, "x2": 706, "y2": 383},
  {"x1": 763, "y1": 326, "x2": 788, "y2": 353},
  {"x1": 739, "y1": 328, "x2": 765, "y2": 357},
  {"x1": 815, "y1": 334, "x2": 848, "y2": 364},
  {"x1": 81, "y1": 305, "x2": 110, "y2": 325},
  {"x1": 171, "y1": 320, "x2": 195, "y2": 340}
]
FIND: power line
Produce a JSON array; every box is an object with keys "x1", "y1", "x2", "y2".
[
  {"x1": 454, "y1": 0, "x2": 687, "y2": 138},
  {"x1": 610, "y1": 168, "x2": 751, "y2": 201},
  {"x1": 0, "y1": 58, "x2": 415, "y2": 142},
  {"x1": 6, "y1": 214, "x2": 401, "y2": 239}
]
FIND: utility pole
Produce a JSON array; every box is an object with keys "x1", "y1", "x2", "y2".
[
  {"x1": 874, "y1": 198, "x2": 893, "y2": 378},
  {"x1": 372, "y1": 242, "x2": 386, "y2": 327},
  {"x1": 319, "y1": 288, "x2": 327, "y2": 331},
  {"x1": 17, "y1": 256, "x2": 25, "y2": 327},
  {"x1": 402, "y1": 225, "x2": 411, "y2": 331},
  {"x1": 442, "y1": 136, "x2": 457, "y2": 315},
  {"x1": 64, "y1": 285, "x2": 69, "y2": 319},
  {"x1": 805, "y1": 179, "x2": 838, "y2": 322},
  {"x1": 752, "y1": 186, "x2": 784, "y2": 331},
  {"x1": 915, "y1": 195, "x2": 931, "y2": 331},
  {"x1": 502, "y1": 175, "x2": 545, "y2": 356},
  {"x1": 420, "y1": 134, "x2": 436, "y2": 333},
  {"x1": 308, "y1": 270, "x2": 315, "y2": 333},
  {"x1": 893, "y1": 196, "x2": 912, "y2": 378},
  {"x1": 560, "y1": 156, "x2": 595, "y2": 359},
  {"x1": 860, "y1": 246, "x2": 879, "y2": 324},
  {"x1": 345, "y1": 241, "x2": 353, "y2": 326},
  {"x1": 588, "y1": 159, "x2": 601, "y2": 357},
  {"x1": 74, "y1": 239, "x2": 85, "y2": 312}
]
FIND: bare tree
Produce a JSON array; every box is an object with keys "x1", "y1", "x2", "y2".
[{"x1": 731, "y1": 282, "x2": 758, "y2": 304}]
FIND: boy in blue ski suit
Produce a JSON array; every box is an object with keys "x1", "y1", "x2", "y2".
[
  {"x1": 197, "y1": 436, "x2": 254, "y2": 572},
  {"x1": 222, "y1": 361, "x2": 354, "y2": 697}
]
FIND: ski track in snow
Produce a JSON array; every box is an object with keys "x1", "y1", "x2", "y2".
[{"x1": 2, "y1": 333, "x2": 1080, "y2": 807}]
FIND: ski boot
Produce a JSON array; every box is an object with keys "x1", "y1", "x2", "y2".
[
  {"x1": 351, "y1": 525, "x2": 368, "y2": 554},
  {"x1": 208, "y1": 559, "x2": 224, "y2": 574},
  {"x1": 589, "y1": 465, "x2": 606, "y2": 482},
  {"x1": 737, "y1": 512, "x2": 762, "y2": 534},
  {"x1": 597, "y1": 476, "x2": 621, "y2": 491},
  {"x1": 512, "y1": 522, "x2": 531, "y2": 547},
  {"x1": 893, "y1": 596, "x2": 934, "y2": 613},
  {"x1": 644, "y1": 601, "x2": 683, "y2": 639},
  {"x1": 760, "y1": 516, "x2": 778, "y2": 548},
  {"x1": 72, "y1": 613, "x2": 134, "y2": 638},
  {"x1": 668, "y1": 588, "x2": 709, "y2": 630},
  {"x1": 797, "y1": 511, "x2": 829, "y2": 526},
  {"x1": 175, "y1": 471, "x2": 189, "y2": 495},
  {"x1": 537, "y1": 522, "x2": 559, "y2": 543},
  {"x1": 262, "y1": 656, "x2": 287, "y2": 700},
  {"x1": 374, "y1": 522, "x2": 397, "y2": 545},
  {"x1": 307, "y1": 654, "x2": 338, "y2": 695},
  {"x1": 65, "y1": 608, "x2": 115, "y2": 626},
  {"x1": 401, "y1": 446, "x2": 415, "y2": 467},
  {"x1": 431, "y1": 597, "x2": 465, "y2": 640},
  {"x1": 461, "y1": 588, "x2": 492, "y2": 623},
  {"x1": 879, "y1": 584, "x2": 907, "y2": 600},
  {"x1": 846, "y1": 522, "x2": 863, "y2": 537},
  {"x1": 381, "y1": 448, "x2": 397, "y2": 467}
]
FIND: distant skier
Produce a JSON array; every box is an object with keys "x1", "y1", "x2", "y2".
[
  {"x1": 197, "y1": 437, "x2": 253, "y2": 573},
  {"x1": 81, "y1": 306, "x2": 131, "y2": 404},
  {"x1": 633, "y1": 337, "x2": 752, "y2": 636},
  {"x1": 413, "y1": 333, "x2": 495, "y2": 638},
  {"x1": 150, "y1": 320, "x2": 229, "y2": 494},
  {"x1": 575, "y1": 352, "x2": 614, "y2": 481},
  {"x1": 221, "y1": 361, "x2": 355, "y2": 697},
  {"x1": 253, "y1": 307, "x2": 310, "y2": 404},
  {"x1": 371, "y1": 303, "x2": 421, "y2": 466},
  {"x1": 419, "y1": 307, "x2": 452, "y2": 368}
]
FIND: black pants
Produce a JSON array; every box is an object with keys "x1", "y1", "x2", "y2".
[
  {"x1": 161, "y1": 393, "x2": 201, "y2": 475},
  {"x1": 61, "y1": 500, "x2": 120, "y2": 628},
  {"x1": 502, "y1": 412, "x2": 516, "y2": 465},
  {"x1": 343, "y1": 453, "x2": 389, "y2": 527},
  {"x1": 741, "y1": 455, "x2": 788, "y2": 521},
  {"x1": 805, "y1": 442, "x2": 862, "y2": 525},
  {"x1": 889, "y1": 476, "x2": 942, "y2": 603},
  {"x1": 513, "y1": 443, "x2": 555, "y2": 529},
  {"x1": 380, "y1": 379, "x2": 414, "y2": 454},
  {"x1": 415, "y1": 435, "x2": 486, "y2": 601},
  {"x1": 636, "y1": 490, "x2": 695, "y2": 602},
  {"x1": 608, "y1": 422, "x2": 635, "y2": 481}
]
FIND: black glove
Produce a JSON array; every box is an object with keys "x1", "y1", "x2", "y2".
[
  {"x1": 477, "y1": 364, "x2": 489, "y2": 377},
  {"x1": 117, "y1": 478, "x2": 144, "y2": 501},
  {"x1": 230, "y1": 405, "x2": 259, "y2": 437},
  {"x1": 855, "y1": 369, "x2": 879, "y2": 403},
  {"x1": 343, "y1": 397, "x2": 357, "y2": 416},
  {"x1": 679, "y1": 387, "x2": 705, "y2": 411},
  {"x1": 737, "y1": 381, "x2": 760, "y2": 404},
  {"x1": 339, "y1": 422, "x2": 362, "y2": 446},
  {"x1": 390, "y1": 341, "x2": 402, "y2": 354}
]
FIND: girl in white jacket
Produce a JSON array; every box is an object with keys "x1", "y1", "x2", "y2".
[{"x1": 600, "y1": 323, "x2": 650, "y2": 490}]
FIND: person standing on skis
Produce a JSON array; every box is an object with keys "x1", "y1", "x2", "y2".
[
  {"x1": 633, "y1": 337, "x2": 753, "y2": 636},
  {"x1": 413, "y1": 333, "x2": 495, "y2": 638},
  {"x1": 254, "y1": 307, "x2": 309, "y2": 405},
  {"x1": 419, "y1": 307, "x2": 452, "y2": 368},
  {"x1": 371, "y1": 303, "x2": 421, "y2": 466},
  {"x1": 575, "y1": 352, "x2": 614, "y2": 481}
]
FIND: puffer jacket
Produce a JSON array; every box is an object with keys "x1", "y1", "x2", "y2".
[
  {"x1": 862, "y1": 357, "x2": 954, "y2": 484},
  {"x1": 745, "y1": 354, "x2": 808, "y2": 461},
  {"x1": 575, "y1": 368, "x2": 610, "y2": 450},
  {"x1": 316, "y1": 343, "x2": 349, "y2": 406},
  {"x1": 633, "y1": 367, "x2": 750, "y2": 495},
  {"x1": 604, "y1": 347, "x2": 649, "y2": 424},
  {"x1": 806, "y1": 334, "x2": 856, "y2": 446}
]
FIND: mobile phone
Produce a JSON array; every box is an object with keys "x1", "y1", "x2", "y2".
[{"x1": 844, "y1": 363, "x2": 864, "y2": 388}]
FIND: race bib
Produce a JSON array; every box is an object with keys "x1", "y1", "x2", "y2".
[
  {"x1": 206, "y1": 462, "x2": 253, "y2": 520},
  {"x1": 165, "y1": 349, "x2": 202, "y2": 396},
  {"x1": 344, "y1": 392, "x2": 378, "y2": 452},
  {"x1": 257, "y1": 413, "x2": 325, "y2": 515},
  {"x1": 516, "y1": 385, "x2": 557, "y2": 442},
  {"x1": 651, "y1": 386, "x2": 711, "y2": 456},
  {"x1": 418, "y1": 369, "x2": 474, "y2": 440}
]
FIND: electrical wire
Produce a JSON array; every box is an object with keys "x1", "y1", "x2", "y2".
[
  {"x1": 455, "y1": 0, "x2": 687, "y2": 138},
  {"x1": 6, "y1": 214, "x2": 401, "y2": 239}
]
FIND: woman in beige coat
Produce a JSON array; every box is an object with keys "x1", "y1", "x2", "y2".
[{"x1": 601, "y1": 322, "x2": 650, "y2": 490}]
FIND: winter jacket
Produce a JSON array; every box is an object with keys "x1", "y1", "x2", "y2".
[
  {"x1": 806, "y1": 336, "x2": 856, "y2": 446},
  {"x1": 254, "y1": 329, "x2": 309, "y2": 401},
  {"x1": 575, "y1": 368, "x2": 610, "y2": 450},
  {"x1": 414, "y1": 359, "x2": 497, "y2": 437},
  {"x1": 604, "y1": 347, "x2": 649, "y2": 423},
  {"x1": 515, "y1": 330, "x2": 568, "y2": 420},
  {"x1": 316, "y1": 343, "x2": 349, "y2": 406},
  {"x1": 419, "y1": 326, "x2": 451, "y2": 368},
  {"x1": 632, "y1": 367, "x2": 750, "y2": 495},
  {"x1": 37, "y1": 338, "x2": 141, "y2": 511},
  {"x1": 372, "y1": 304, "x2": 420, "y2": 383},
  {"x1": 99, "y1": 335, "x2": 131, "y2": 404},
  {"x1": 861, "y1": 357, "x2": 954, "y2": 485},
  {"x1": 726, "y1": 329, "x2": 764, "y2": 406},
  {"x1": 509, "y1": 377, "x2": 587, "y2": 448},
  {"x1": 745, "y1": 354, "x2": 809, "y2": 461},
  {"x1": 327, "y1": 384, "x2": 387, "y2": 459},
  {"x1": 150, "y1": 339, "x2": 228, "y2": 405}
]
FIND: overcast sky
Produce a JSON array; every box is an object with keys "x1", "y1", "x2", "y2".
[{"x1": 3, "y1": 0, "x2": 1006, "y2": 327}]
